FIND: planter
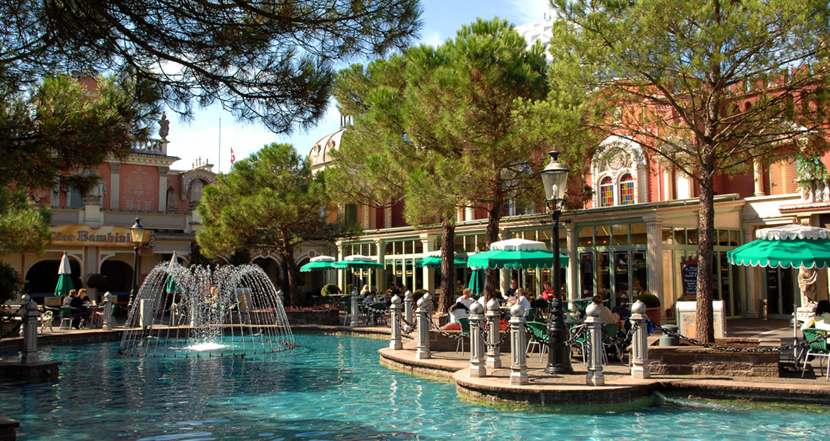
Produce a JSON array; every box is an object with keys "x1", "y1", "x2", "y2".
[
  {"x1": 646, "y1": 307, "x2": 661, "y2": 326},
  {"x1": 649, "y1": 339, "x2": 778, "y2": 377}
]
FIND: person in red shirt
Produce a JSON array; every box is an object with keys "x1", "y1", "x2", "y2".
[{"x1": 541, "y1": 281, "x2": 556, "y2": 301}]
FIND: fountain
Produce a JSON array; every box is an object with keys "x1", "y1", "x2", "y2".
[{"x1": 118, "y1": 260, "x2": 295, "y2": 358}]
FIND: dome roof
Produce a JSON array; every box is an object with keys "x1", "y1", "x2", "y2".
[{"x1": 309, "y1": 126, "x2": 347, "y2": 169}]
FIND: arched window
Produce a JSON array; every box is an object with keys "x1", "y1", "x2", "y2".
[
  {"x1": 619, "y1": 173, "x2": 635, "y2": 205},
  {"x1": 600, "y1": 176, "x2": 614, "y2": 207}
]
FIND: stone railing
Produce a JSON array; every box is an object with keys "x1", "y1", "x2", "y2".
[{"x1": 132, "y1": 138, "x2": 168, "y2": 156}]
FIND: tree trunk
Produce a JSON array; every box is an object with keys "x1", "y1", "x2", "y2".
[
  {"x1": 695, "y1": 155, "x2": 717, "y2": 343},
  {"x1": 483, "y1": 186, "x2": 505, "y2": 302},
  {"x1": 438, "y1": 220, "x2": 456, "y2": 314},
  {"x1": 281, "y1": 235, "x2": 301, "y2": 306}
]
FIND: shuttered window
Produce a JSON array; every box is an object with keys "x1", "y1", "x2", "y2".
[{"x1": 769, "y1": 157, "x2": 799, "y2": 195}]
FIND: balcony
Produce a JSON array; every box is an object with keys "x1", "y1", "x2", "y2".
[{"x1": 132, "y1": 138, "x2": 168, "y2": 156}]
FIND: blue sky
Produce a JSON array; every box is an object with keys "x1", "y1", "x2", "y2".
[{"x1": 165, "y1": 0, "x2": 552, "y2": 173}]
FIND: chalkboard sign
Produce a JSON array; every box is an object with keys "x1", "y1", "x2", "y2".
[{"x1": 681, "y1": 260, "x2": 698, "y2": 297}]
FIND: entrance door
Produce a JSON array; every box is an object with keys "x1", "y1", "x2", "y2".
[{"x1": 765, "y1": 267, "x2": 796, "y2": 319}]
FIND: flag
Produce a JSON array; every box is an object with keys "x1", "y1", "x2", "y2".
[{"x1": 231, "y1": 147, "x2": 236, "y2": 164}]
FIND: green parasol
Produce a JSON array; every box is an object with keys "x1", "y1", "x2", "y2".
[
  {"x1": 727, "y1": 225, "x2": 830, "y2": 269},
  {"x1": 165, "y1": 251, "x2": 181, "y2": 293},
  {"x1": 467, "y1": 238, "x2": 569, "y2": 270},
  {"x1": 54, "y1": 252, "x2": 74, "y2": 296},
  {"x1": 300, "y1": 256, "x2": 338, "y2": 272},
  {"x1": 333, "y1": 255, "x2": 384, "y2": 270},
  {"x1": 415, "y1": 251, "x2": 467, "y2": 269},
  {"x1": 467, "y1": 269, "x2": 485, "y2": 295}
]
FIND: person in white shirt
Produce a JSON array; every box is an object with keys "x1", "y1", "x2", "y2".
[
  {"x1": 450, "y1": 288, "x2": 475, "y2": 323},
  {"x1": 516, "y1": 288, "x2": 531, "y2": 311}
]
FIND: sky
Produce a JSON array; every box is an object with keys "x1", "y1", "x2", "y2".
[{"x1": 165, "y1": 0, "x2": 552, "y2": 173}]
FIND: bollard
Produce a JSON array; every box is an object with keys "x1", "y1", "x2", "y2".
[
  {"x1": 103, "y1": 292, "x2": 114, "y2": 330},
  {"x1": 19, "y1": 294, "x2": 30, "y2": 338},
  {"x1": 415, "y1": 296, "x2": 431, "y2": 359},
  {"x1": 468, "y1": 302, "x2": 486, "y2": 377},
  {"x1": 404, "y1": 290, "x2": 414, "y2": 332},
  {"x1": 423, "y1": 292, "x2": 433, "y2": 315},
  {"x1": 630, "y1": 300, "x2": 650, "y2": 379},
  {"x1": 350, "y1": 291, "x2": 360, "y2": 328},
  {"x1": 545, "y1": 296, "x2": 573, "y2": 375},
  {"x1": 21, "y1": 299, "x2": 39, "y2": 365},
  {"x1": 389, "y1": 294, "x2": 402, "y2": 350},
  {"x1": 485, "y1": 298, "x2": 502, "y2": 369},
  {"x1": 509, "y1": 304, "x2": 528, "y2": 385},
  {"x1": 584, "y1": 302, "x2": 605, "y2": 386}
]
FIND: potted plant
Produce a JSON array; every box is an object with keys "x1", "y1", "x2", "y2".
[
  {"x1": 635, "y1": 292, "x2": 662, "y2": 326},
  {"x1": 320, "y1": 284, "x2": 340, "y2": 296},
  {"x1": 87, "y1": 274, "x2": 108, "y2": 301}
]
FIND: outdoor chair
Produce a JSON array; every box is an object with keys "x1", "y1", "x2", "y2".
[
  {"x1": 455, "y1": 318, "x2": 471, "y2": 354},
  {"x1": 525, "y1": 307, "x2": 536, "y2": 322},
  {"x1": 59, "y1": 306, "x2": 77, "y2": 330},
  {"x1": 570, "y1": 323, "x2": 589, "y2": 365},
  {"x1": 371, "y1": 302, "x2": 387, "y2": 326},
  {"x1": 526, "y1": 321, "x2": 549, "y2": 363},
  {"x1": 42, "y1": 306, "x2": 60, "y2": 333},
  {"x1": 801, "y1": 328, "x2": 830, "y2": 380},
  {"x1": 602, "y1": 322, "x2": 623, "y2": 364}
]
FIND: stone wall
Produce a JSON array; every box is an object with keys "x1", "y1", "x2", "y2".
[
  {"x1": 649, "y1": 340, "x2": 779, "y2": 377},
  {"x1": 285, "y1": 310, "x2": 341, "y2": 326}
]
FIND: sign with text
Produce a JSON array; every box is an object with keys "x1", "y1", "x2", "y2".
[
  {"x1": 50, "y1": 225, "x2": 134, "y2": 247},
  {"x1": 681, "y1": 259, "x2": 698, "y2": 297}
]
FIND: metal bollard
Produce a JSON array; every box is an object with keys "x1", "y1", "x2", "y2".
[
  {"x1": 485, "y1": 298, "x2": 502, "y2": 369},
  {"x1": 630, "y1": 300, "x2": 650, "y2": 379},
  {"x1": 404, "y1": 290, "x2": 414, "y2": 332},
  {"x1": 103, "y1": 292, "x2": 114, "y2": 330},
  {"x1": 584, "y1": 302, "x2": 605, "y2": 386},
  {"x1": 415, "y1": 296, "x2": 431, "y2": 359},
  {"x1": 509, "y1": 304, "x2": 528, "y2": 385},
  {"x1": 21, "y1": 299, "x2": 39, "y2": 365},
  {"x1": 350, "y1": 292, "x2": 360, "y2": 328},
  {"x1": 468, "y1": 301, "x2": 486, "y2": 377},
  {"x1": 389, "y1": 294, "x2": 402, "y2": 350}
]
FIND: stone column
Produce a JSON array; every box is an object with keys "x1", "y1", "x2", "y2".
[
  {"x1": 350, "y1": 292, "x2": 360, "y2": 328},
  {"x1": 468, "y1": 302, "x2": 486, "y2": 377},
  {"x1": 103, "y1": 292, "x2": 114, "y2": 330},
  {"x1": 585, "y1": 303, "x2": 605, "y2": 386},
  {"x1": 389, "y1": 294, "x2": 402, "y2": 350},
  {"x1": 415, "y1": 296, "x2": 431, "y2": 360},
  {"x1": 509, "y1": 304, "x2": 528, "y2": 385},
  {"x1": 643, "y1": 214, "x2": 665, "y2": 316},
  {"x1": 485, "y1": 298, "x2": 502, "y2": 369},
  {"x1": 743, "y1": 226, "x2": 760, "y2": 318},
  {"x1": 753, "y1": 158, "x2": 765, "y2": 197},
  {"x1": 21, "y1": 298, "x2": 39, "y2": 365},
  {"x1": 420, "y1": 233, "x2": 435, "y2": 292},
  {"x1": 374, "y1": 238, "x2": 385, "y2": 292},
  {"x1": 404, "y1": 290, "x2": 414, "y2": 332},
  {"x1": 109, "y1": 162, "x2": 121, "y2": 209},
  {"x1": 336, "y1": 241, "x2": 345, "y2": 293},
  {"x1": 630, "y1": 300, "x2": 650, "y2": 379},
  {"x1": 465, "y1": 205, "x2": 475, "y2": 221},
  {"x1": 566, "y1": 222, "x2": 578, "y2": 304},
  {"x1": 158, "y1": 166, "x2": 169, "y2": 211}
]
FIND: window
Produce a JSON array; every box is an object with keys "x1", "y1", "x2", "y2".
[
  {"x1": 619, "y1": 173, "x2": 635, "y2": 205},
  {"x1": 345, "y1": 204, "x2": 358, "y2": 225},
  {"x1": 600, "y1": 176, "x2": 614, "y2": 207}
]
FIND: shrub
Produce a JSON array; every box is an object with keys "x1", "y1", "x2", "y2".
[
  {"x1": 346, "y1": 284, "x2": 354, "y2": 294},
  {"x1": 635, "y1": 292, "x2": 661, "y2": 308},
  {"x1": 320, "y1": 284, "x2": 340, "y2": 296},
  {"x1": 87, "y1": 274, "x2": 108, "y2": 291}
]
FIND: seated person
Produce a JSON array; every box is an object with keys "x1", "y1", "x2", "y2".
[
  {"x1": 612, "y1": 302, "x2": 631, "y2": 322},
  {"x1": 449, "y1": 289, "x2": 475, "y2": 323},
  {"x1": 802, "y1": 300, "x2": 830, "y2": 330},
  {"x1": 362, "y1": 292, "x2": 377, "y2": 305},
  {"x1": 541, "y1": 281, "x2": 555, "y2": 301},
  {"x1": 592, "y1": 295, "x2": 616, "y2": 324},
  {"x1": 516, "y1": 288, "x2": 531, "y2": 311}
]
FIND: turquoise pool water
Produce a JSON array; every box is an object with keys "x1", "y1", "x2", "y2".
[{"x1": 0, "y1": 334, "x2": 828, "y2": 440}]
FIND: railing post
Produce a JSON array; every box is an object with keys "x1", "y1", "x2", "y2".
[
  {"x1": 630, "y1": 300, "x2": 651, "y2": 379},
  {"x1": 350, "y1": 292, "x2": 360, "y2": 328},
  {"x1": 585, "y1": 303, "x2": 605, "y2": 386},
  {"x1": 21, "y1": 298, "x2": 39, "y2": 365},
  {"x1": 468, "y1": 301, "x2": 486, "y2": 377},
  {"x1": 389, "y1": 294, "x2": 402, "y2": 350},
  {"x1": 416, "y1": 296, "x2": 431, "y2": 360},
  {"x1": 485, "y1": 298, "x2": 502, "y2": 369},
  {"x1": 509, "y1": 304, "x2": 528, "y2": 385},
  {"x1": 404, "y1": 290, "x2": 414, "y2": 331},
  {"x1": 103, "y1": 292, "x2": 114, "y2": 330}
]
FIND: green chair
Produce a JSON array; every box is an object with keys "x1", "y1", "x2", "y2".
[
  {"x1": 524, "y1": 307, "x2": 536, "y2": 322},
  {"x1": 456, "y1": 318, "x2": 471, "y2": 354},
  {"x1": 526, "y1": 321, "x2": 549, "y2": 363},
  {"x1": 342, "y1": 301, "x2": 353, "y2": 326},
  {"x1": 602, "y1": 322, "x2": 622, "y2": 364},
  {"x1": 802, "y1": 328, "x2": 830, "y2": 380},
  {"x1": 570, "y1": 323, "x2": 589, "y2": 365},
  {"x1": 371, "y1": 302, "x2": 387, "y2": 326},
  {"x1": 59, "y1": 306, "x2": 76, "y2": 330}
]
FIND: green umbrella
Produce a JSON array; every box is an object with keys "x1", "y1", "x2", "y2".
[
  {"x1": 333, "y1": 255, "x2": 384, "y2": 270},
  {"x1": 467, "y1": 238, "x2": 569, "y2": 270},
  {"x1": 300, "y1": 256, "x2": 338, "y2": 272},
  {"x1": 165, "y1": 251, "x2": 181, "y2": 293},
  {"x1": 415, "y1": 251, "x2": 467, "y2": 269},
  {"x1": 54, "y1": 252, "x2": 74, "y2": 296},
  {"x1": 727, "y1": 225, "x2": 830, "y2": 269},
  {"x1": 467, "y1": 269, "x2": 485, "y2": 295}
]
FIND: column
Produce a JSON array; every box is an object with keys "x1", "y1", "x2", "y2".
[
  {"x1": 566, "y1": 222, "x2": 578, "y2": 304},
  {"x1": 509, "y1": 304, "x2": 528, "y2": 385},
  {"x1": 643, "y1": 214, "x2": 664, "y2": 321},
  {"x1": 468, "y1": 302, "x2": 486, "y2": 377},
  {"x1": 336, "y1": 241, "x2": 345, "y2": 292},
  {"x1": 420, "y1": 233, "x2": 436, "y2": 292},
  {"x1": 585, "y1": 303, "x2": 605, "y2": 386},
  {"x1": 374, "y1": 238, "x2": 385, "y2": 292},
  {"x1": 465, "y1": 205, "x2": 475, "y2": 222},
  {"x1": 485, "y1": 298, "x2": 501, "y2": 369},
  {"x1": 743, "y1": 226, "x2": 760, "y2": 318},
  {"x1": 109, "y1": 162, "x2": 121, "y2": 209},
  {"x1": 158, "y1": 166, "x2": 169, "y2": 211},
  {"x1": 753, "y1": 158, "x2": 765, "y2": 197}
]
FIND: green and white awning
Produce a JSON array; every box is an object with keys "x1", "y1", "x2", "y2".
[
  {"x1": 300, "y1": 256, "x2": 338, "y2": 272},
  {"x1": 727, "y1": 225, "x2": 830, "y2": 269},
  {"x1": 415, "y1": 250, "x2": 467, "y2": 268},
  {"x1": 467, "y1": 238, "x2": 569, "y2": 270},
  {"x1": 333, "y1": 255, "x2": 384, "y2": 270}
]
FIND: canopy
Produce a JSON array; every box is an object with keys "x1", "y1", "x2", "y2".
[
  {"x1": 300, "y1": 256, "x2": 338, "y2": 272},
  {"x1": 727, "y1": 225, "x2": 830, "y2": 269},
  {"x1": 333, "y1": 255, "x2": 384, "y2": 270},
  {"x1": 467, "y1": 238, "x2": 569, "y2": 270},
  {"x1": 467, "y1": 269, "x2": 485, "y2": 295},
  {"x1": 415, "y1": 251, "x2": 467, "y2": 269},
  {"x1": 54, "y1": 252, "x2": 74, "y2": 296}
]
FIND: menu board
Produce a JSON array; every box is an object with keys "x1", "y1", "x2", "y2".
[{"x1": 681, "y1": 260, "x2": 698, "y2": 297}]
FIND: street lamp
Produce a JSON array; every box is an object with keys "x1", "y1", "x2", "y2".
[
  {"x1": 128, "y1": 217, "x2": 148, "y2": 308},
  {"x1": 540, "y1": 151, "x2": 572, "y2": 375}
]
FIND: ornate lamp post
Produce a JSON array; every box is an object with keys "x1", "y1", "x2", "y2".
[
  {"x1": 540, "y1": 151, "x2": 572, "y2": 375},
  {"x1": 128, "y1": 217, "x2": 148, "y2": 308}
]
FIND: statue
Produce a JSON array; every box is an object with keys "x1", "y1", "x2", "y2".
[
  {"x1": 799, "y1": 267, "x2": 818, "y2": 309},
  {"x1": 158, "y1": 112, "x2": 170, "y2": 140}
]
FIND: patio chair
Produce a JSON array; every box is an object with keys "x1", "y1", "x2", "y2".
[
  {"x1": 455, "y1": 318, "x2": 471, "y2": 354},
  {"x1": 801, "y1": 328, "x2": 830, "y2": 380},
  {"x1": 59, "y1": 306, "x2": 76, "y2": 330},
  {"x1": 570, "y1": 323, "x2": 589, "y2": 365},
  {"x1": 603, "y1": 322, "x2": 623, "y2": 364},
  {"x1": 371, "y1": 302, "x2": 387, "y2": 326},
  {"x1": 525, "y1": 321, "x2": 549, "y2": 363}
]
